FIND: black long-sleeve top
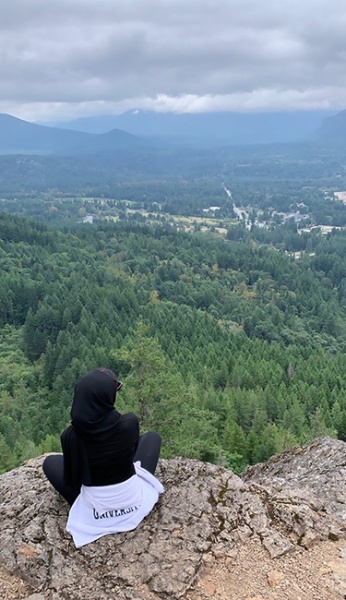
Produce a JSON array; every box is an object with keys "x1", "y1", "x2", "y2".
[{"x1": 61, "y1": 412, "x2": 140, "y2": 487}]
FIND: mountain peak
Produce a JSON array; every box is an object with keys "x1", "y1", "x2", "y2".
[
  {"x1": 0, "y1": 113, "x2": 139, "y2": 155},
  {"x1": 310, "y1": 109, "x2": 346, "y2": 144}
]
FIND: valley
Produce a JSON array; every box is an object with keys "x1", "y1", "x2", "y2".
[{"x1": 1, "y1": 132, "x2": 346, "y2": 475}]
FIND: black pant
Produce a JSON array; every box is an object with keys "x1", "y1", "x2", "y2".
[{"x1": 42, "y1": 431, "x2": 162, "y2": 506}]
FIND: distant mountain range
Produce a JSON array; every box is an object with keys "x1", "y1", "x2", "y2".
[
  {"x1": 309, "y1": 110, "x2": 346, "y2": 144},
  {"x1": 39, "y1": 109, "x2": 338, "y2": 145},
  {"x1": 0, "y1": 109, "x2": 344, "y2": 156},
  {"x1": 0, "y1": 113, "x2": 139, "y2": 155}
]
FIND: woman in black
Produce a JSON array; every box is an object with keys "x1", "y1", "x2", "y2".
[{"x1": 43, "y1": 368, "x2": 162, "y2": 506}]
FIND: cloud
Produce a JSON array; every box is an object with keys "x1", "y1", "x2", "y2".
[{"x1": 1, "y1": 0, "x2": 346, "y2": 120}]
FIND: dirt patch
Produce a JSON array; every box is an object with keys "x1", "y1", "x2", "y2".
[
  {"x1": 0, "y1": 567, "x2": 31, "y2": 600},
  {"x1": 190, "y1": 538, "x2": 346, "y2": 600}
]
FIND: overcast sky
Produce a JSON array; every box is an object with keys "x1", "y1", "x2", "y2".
[{"x1": 2, "y1": 0, "x2": 346, "y2": 122}]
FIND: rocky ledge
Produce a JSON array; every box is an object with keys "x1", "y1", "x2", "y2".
[{"x1": 0, "y1": 437, "x2": 345, "y2": 599}]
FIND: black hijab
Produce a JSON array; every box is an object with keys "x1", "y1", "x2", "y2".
[
  {"x1": 71, "y1": 368, "x2": 120, "y2": 438},
  {"x1": 62, "y1": 368, "x2": 122, "y2": 486}
]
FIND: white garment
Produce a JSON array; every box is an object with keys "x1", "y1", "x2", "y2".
[{"x1": 66, "y1": 462, "x2": 164, "y2": 548}]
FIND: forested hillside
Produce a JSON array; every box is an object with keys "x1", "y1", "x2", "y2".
[{"x1": 1, "y1": 212, "x2": 346, "y2": 474}]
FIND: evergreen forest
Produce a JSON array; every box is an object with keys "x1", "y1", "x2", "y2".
[{"x1": 1, "y1": 202, "x2": 346, "y2": 474}]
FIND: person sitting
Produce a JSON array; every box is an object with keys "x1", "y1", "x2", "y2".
[{"x1": 42, "y1": 367, "x2": 163, "y2": 548}]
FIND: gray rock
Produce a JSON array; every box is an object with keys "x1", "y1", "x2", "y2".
[
  {"x1": 0, "y1": 437, "x2": 345, "y2": 599},
  {"x1": 243, "y1": 436, "x2": 346, "y2": 547}
]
